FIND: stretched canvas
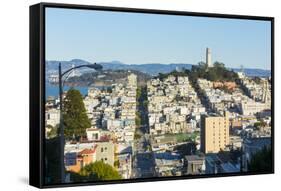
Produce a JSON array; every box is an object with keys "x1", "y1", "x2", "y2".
[{"x1": 30, "y1": 2, "x2": 274, "y2": 188}]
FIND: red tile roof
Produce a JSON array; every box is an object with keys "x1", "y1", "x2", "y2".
[{"x1": 79, "y1": 148, "x2": 96, "y2": 155}]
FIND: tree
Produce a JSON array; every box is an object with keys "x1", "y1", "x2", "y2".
[
  {"x1": 198, "y1": 61, "x2": 207, "y2": 71},
  {"x1": 63, "y1": 89, "x2": 91, "y2": 140},
  {"x1": 136, "y1": 87, "x2": 141, "y2": 99},
  {"x1": 252, "y1": 77, "x2": 262, "y2": 84},
  {"x1": 134, "y1": 133, "x2": 141, "y2": 140},
  {"x1": 114, "y1": 160, "x2": 120, "y2": 168},
  {"x1": 248, "y1": 147, "x2": 272, "y2": 172},
  {"x1": 158, "y1": 73, "x2": 168, "y2": 81},
  {"x1": 206, "y1": 70, "x2": 217, "y2": 81},
  {"x1": 46, "y1": 124, "x2": 59, "y2": 139},
  {"x1": 135, "y1": 112, "x2": 141, "y2": 127},
  {"x1": 213, "y1": 61, "x2": 225, "y2": 68},
  {"x1": 77, "y1": 161, "x2": 121, "y2": 181},
  {"x1": 134, "y1": 129, "x2": 142, "y2": 140},
  {"x1": 188, "y1": 61, "x2": 238, "y2": 82},
  {"x1": 143, "y1": 100, "x2": 148, "y2": 107},
  {"x1": 254, "y1": 121, "x2": 267, "y2": 130}
]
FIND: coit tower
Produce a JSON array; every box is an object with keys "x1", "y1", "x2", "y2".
[{"x1": 206, "y1": 48, "x2": 213, "y2": 67}]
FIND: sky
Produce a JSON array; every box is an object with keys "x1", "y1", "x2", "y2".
[{"x1": 46, "y1": 7, "x2": 271, "y2": 70}]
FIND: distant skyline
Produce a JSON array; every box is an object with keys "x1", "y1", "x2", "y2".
[{"x1": 46, "y1": 8, "x2": 271, "y2": 70}]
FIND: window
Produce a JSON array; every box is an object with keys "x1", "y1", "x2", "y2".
[{"x1": 101, "y1": 148, "x2": 104, "y2": 152}]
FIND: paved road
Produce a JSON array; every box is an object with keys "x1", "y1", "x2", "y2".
[
  {"x1": 132, "y1": 86, "x2": 156, "y2": 178},
  {"x1": 134, "y1": 151, "x2": 156, "y2": 178},
  {"x1": 133, "y1": 135, "x2": 156, "y2": 178}
]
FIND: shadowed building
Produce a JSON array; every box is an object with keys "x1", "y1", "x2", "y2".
[{"x1": 184, "y1": 155, "x2": 205, "y2": 175}]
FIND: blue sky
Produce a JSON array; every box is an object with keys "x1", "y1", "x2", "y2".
[{"x1": 46, "y1": 8, "x2": 271, "y2": 70}]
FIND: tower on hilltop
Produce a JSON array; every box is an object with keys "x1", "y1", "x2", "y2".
[{"x1": 206, "y1": 47, "x2": 213, "y2": 67}]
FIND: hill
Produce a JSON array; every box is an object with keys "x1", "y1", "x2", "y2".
[
  {"x1": 46, "y1": 59, "x2": 271, "y2": 77},
  {"x1": 65, "y1": 69, "x2": 151, "y2": 87},
  {"x1": 46, "y1": 59, "x2": 192, "y2": 76}
]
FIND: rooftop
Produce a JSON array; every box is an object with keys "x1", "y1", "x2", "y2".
[
  {"x1": 243, "y1": 137, "x2": 271, "y2": 148},
  {"x1": 79, "y1": 148, "x2": 96, "y2": 155},
  {"x1": 185, "y1": 155, "x2": 205, "y2": 162}
]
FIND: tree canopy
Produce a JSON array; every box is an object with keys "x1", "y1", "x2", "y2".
[
  {"x1": 46, "y1": 124, "x2": 59, "y2": 139},
  {"x1": 70, "y1": 161, "x2": 121, "y2": 182},
  {"x1": 157, "y1": 70, "x2": 188, "y2": 81},
  {"x1": 188, "y1": 61, "x2": 238, "y2": 82},
  {"x1": 63, "y1": 89, "x2": 91, "y2": 140},
  {"x1": 248, "y1": 146, "x2": 272, "y2": 172}
]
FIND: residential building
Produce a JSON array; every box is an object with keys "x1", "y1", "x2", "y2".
[
  {"x1": 45, "y1": 108, "x2": 60, "y2": 127},
  {"x1": 201, "y1": 111, "x2": 230, "y2": 154},
  {"x1": 65, "y1": 148, "x2": 97, "y2": 173},
  {"x1": 238, "y1": 101, "x2": 270, "y2": 116},
  {"x1": 184, "y1": 155, "x2": 205, "y2": 175},
  {"x1": 95, "y1": 141, "x2": 115, "y2": 167},
  {"x1": 205, "y1": 153, "x2": 240, "y2": 174}
]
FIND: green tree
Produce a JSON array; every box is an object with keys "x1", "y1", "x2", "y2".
[
  {"x1": 188, "y1": 61, "x2": 238, "y2": 82},
  {"x1": 134, "y1": 129, "x2": 142, "y2": 140},
  {"x1": 252, "y1": 77, "x2": 262, "y2": 84},
  {"x1": 46, "y1": 124, "x2": 59, "y2": 139},
  {"x1": 77, "y1": 161, "x2": 121, "y2": 181},
  {"x1": 213, "y1": 61, "x2": 225, "y2": 68},
  {"x1": 198, "y1": 61, "x2": 207, "y2": 70},
  {"x1": 143, "y1": 100, "x2": 148, "y2": 107},
  {"x1": 136, "y1": 87, "x2": 141, "y2": 99},
  {"x1": 135, "y1": 112, "x2": 141, "y2": 127},
  {"x1": 254, "y1": 122, "x2": 261, "y2": 129},
  {"x1": 63, "y1": 89, "x2": 91, "y2": 140},
  {"x1": 248, "y1": 147, "x2": 272, "y2": 172},
  {"x1": 254, "y1": 121, "x2": 267, "y2": 130},
  {"x1": 158, "y1": 73, "x2": 168, "y2": 81},
  {"x1": 206, "y1": 70, "x2": 218, "y2": 81},
  {"x1": 114, "y1": 160, "x2": 120, "y2": 168}
]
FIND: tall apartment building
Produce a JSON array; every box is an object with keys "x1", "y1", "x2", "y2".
[{"x1": 200, "y1": 111, "x2": 229, "y2": 154}]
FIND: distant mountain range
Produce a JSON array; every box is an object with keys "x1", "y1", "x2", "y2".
[{"x1": 46, "y1": 59, "x2": 271, "y2": 77}]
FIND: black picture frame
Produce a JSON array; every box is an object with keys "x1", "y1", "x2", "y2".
[{"x1": 30, "y1": 2, "x2": 274, "y2": 189}]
